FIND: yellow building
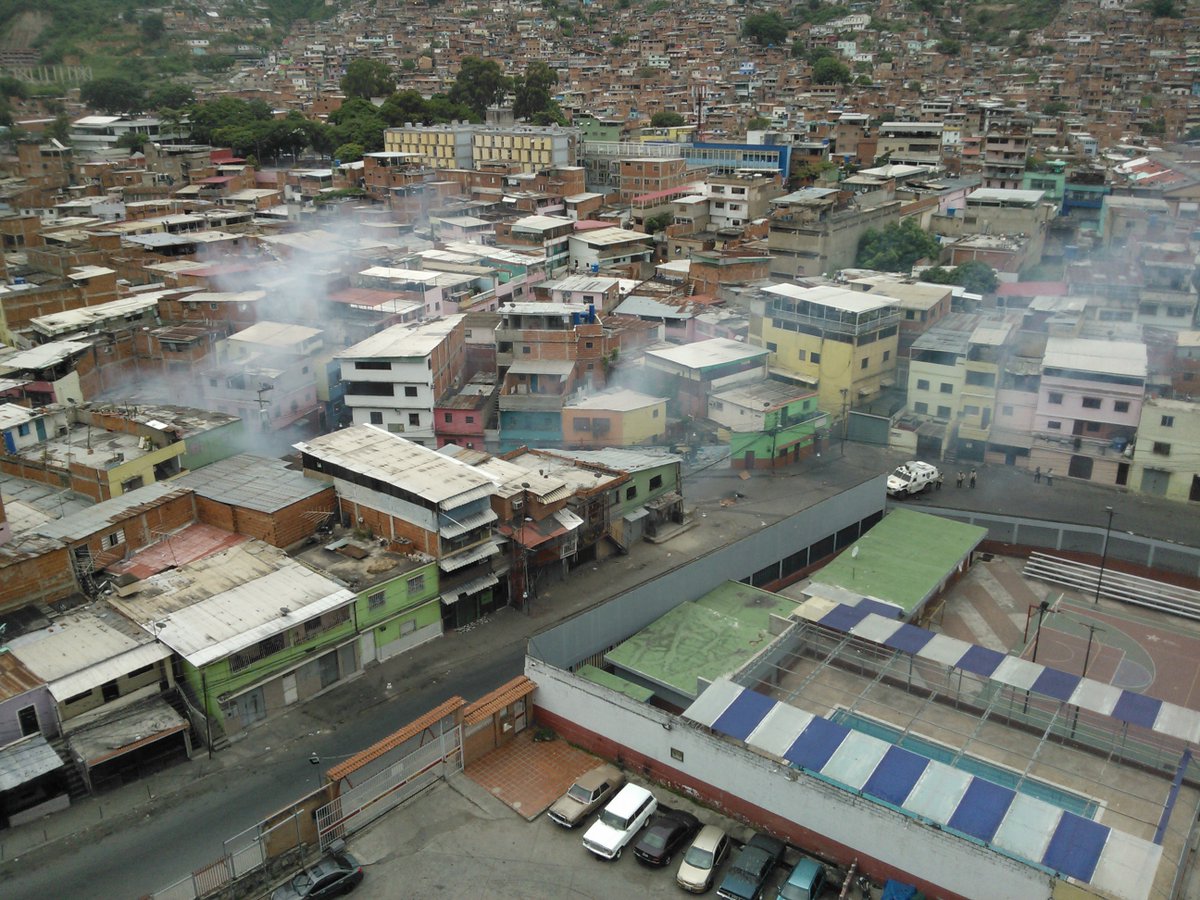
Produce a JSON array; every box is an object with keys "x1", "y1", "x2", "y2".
[
  {"x1": 562, "y1": 388, "x2": 668, "y2": 448},
  {"x1": 1130, "y1": 398, "x2": 1200, "y2": 503},
  {"x1": 383, "y1": 123, "x2": 475, "y2": 169},
  {"x1": 757, "y1": 283, "x2": 900, "y2": 413},
  {"x1": 382, "y1": 124, "x2": 577, "y2": 174}
]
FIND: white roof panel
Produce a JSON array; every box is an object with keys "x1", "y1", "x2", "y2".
[{"x1": 1043, "y1": 337, "x2": 1147, "y2": 378}]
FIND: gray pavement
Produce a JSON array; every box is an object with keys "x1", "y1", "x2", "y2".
[{"x1": 2, "y1": 442, "x2": 1197, "y2": 897}]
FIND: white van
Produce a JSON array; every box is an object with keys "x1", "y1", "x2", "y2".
[{"x1": 582, "y1": 783, "x2": 658, "y2": 860}]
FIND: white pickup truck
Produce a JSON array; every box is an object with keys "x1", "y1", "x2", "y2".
[{"x1": 887, "y1": 461, "x2": 940, "y2": 496}]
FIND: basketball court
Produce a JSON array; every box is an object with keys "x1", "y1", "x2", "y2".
[{"x1": 1020, "y1": 594, "x2": 1200, "y2": 712}]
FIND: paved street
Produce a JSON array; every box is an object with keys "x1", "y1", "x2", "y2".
[{"x1": 3, "y1": 444, "x2": 1198, "y2": 899}]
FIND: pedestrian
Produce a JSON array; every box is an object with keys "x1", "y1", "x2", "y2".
[
  {"x1": 956, "y1": 471, "x2": 964, "y2": 488},
  {"x1": 969, "y1": 468, "x2": 977, "y2": 489},
  {"x1": 936, "y1": 472, "x2": 944, "y2": 490},
  {"x1": 1046, "y1": 468, "x2": 1053, "y2": 486},
  {"x1": 1034, "y1": 466, "x2": 1041, "y2": 484}
]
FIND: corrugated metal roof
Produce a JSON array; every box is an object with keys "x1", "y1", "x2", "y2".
[
  {"x1": 438, "y1": 541, "x2": 501, "y2": 572},
  {"x1": 35, "y1": 482, "x2": 187, "y2": 542},
  {"x1": 0, "y1": 652, "x2": 45, "y2": 703},
  {"x1": 540, "y1": 447, "x2": 682, "y2": 473},
  {"x1": 174, "y1": 454, "x2": 328, "y2": 513},
  {"x1": 65, "y1": 695, "x2": 189, "y2": 768},
  {"x1": 0, "y1": 340, "x2": 92, "y2": 371},
  {"x1": 765, "y1": 283, "x2": 900, "y2": 314},
  {"x1": 48, "y1": 641, "x2": 172, "y2": 702},
  {"x1": 440, "y1": 571, "x2": 499, "y2": 606},
  {"x1": 338, "y1": 315, "x2": 465, "y2": 360},
  {"x1": 0, "y1": 734, "x2": 65, "y2": 791},
  {"x1": 613, "y1": 296, "x2": 691, "y2": 320},
  {"x1": 565, "y1": 388, "x2": 667, "y2": 411},
  {"x1": 645, "y1": 337, "x2": 767, "y2": 372},
  {"x1": 1043, "y1": 337, "x2": 1147, "y2": 378},
  {"x1": 297, "y1": 425, "x2": 499, "y2": 508}
]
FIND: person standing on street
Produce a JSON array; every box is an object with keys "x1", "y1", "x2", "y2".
[
  {"x1": 1034, "y1": 466, "x2": 1041, "y2": 484},
  {"x1": 956, "y1": 471, "x2": 964, "y2": 488},
  {"x1": 969, "y1": 468, "x2": 977, "y2": 489},
  {"x1": 936, "y1": 472, "x2": 944, "y2": 490},
  {"x1": 1046, "y1": 468, "x2": 1054, "y2": 486}
]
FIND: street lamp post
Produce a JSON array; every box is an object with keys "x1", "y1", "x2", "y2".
[
  {"x1": 1030, "y1": 599, "x2": 1051, "y2": 664},
  {"x1": 1094, "y1": 506, "x2": 1115, "y2": 605},
  {"x1": 839, "y1": 387, "x2": 849, "y2": 457}
]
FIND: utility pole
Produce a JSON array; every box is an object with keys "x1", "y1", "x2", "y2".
[
  {"x1": 839, "y1": 387, "x2": 849, "y2": 457},
  {"x1": 1094, "y1": 506, "x2": 1115, "y2": 605}
]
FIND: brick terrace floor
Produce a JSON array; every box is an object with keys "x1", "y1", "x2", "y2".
[{"x1": 464, "y1": 729, "x2": 601, "y2": 821}]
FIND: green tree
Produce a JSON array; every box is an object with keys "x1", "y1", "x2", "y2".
[
  {"x1": 923, "y1": 262, "x2": 998, "y2": 294},
  {"x1": 643, "y1": 213, "x2": 672, "y2": 233},
  {"x1": 935, "y1": 39, "x2": 961, "y2": 56},
  {"x1": 855, "y1": 219, "x2": 940, "y2": 272},
  {"x1": 340, "y1": 58, "x2": 394, "y2": 100},
  {"x1": 1042, "y1": 101, "x2": 1068, "y2": 116},
  {"x1": 513, "y1": 61, "x2": 558, "y2": 121},
  {"x1": 651, "y1": 111, "x2": 685, "y2": 128},
  {"x1": 148, "y1": 83, "x2": 195, "y2": 111},
  {"x1": 47, "y1": 113, "x2": 71, "y2": 144},
  {"x1": 327, "y1": 98, "x2": 388, "y2": 153},
  {"x1": 747, "y1": 116, "x2": 771, "y2": 131},
  {"x1": 742, "y1": 12, "x2": 788, "y2": 46},
  {"x1": 448, "y1": 57, "x2": 509, "y2": 119},
  {"x1": 1144, "y1": 0, "x2": 1180, "y2": 16},
  {"x1": 333, "y1": 142, "x2": 365, "y2": 163},
  {"x1": 116, "y1": 131, "x2": 145, "y2": 152},
  {"x1": 81, "y1": 76, "x2": 145, "y2": 113},
  {"x1": 140, "y1": 13, "x2": 166, "y2": 42},
  {"x1": 812, "y1": 57, "x2": 851, "y2": 84},
  {"x1": 0, "y1": 77, "x2": 27, "y2": 100}
]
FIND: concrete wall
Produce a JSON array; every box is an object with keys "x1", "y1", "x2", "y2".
[{"x1": 528, "y1": 662, "x2": 1053, "y2": 900}]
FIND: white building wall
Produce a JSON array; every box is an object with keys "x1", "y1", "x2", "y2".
[{"x1": 527, "y1": 659, "x2": 1055, "y2": 900}]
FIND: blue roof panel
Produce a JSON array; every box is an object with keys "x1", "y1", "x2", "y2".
[
  {"x1": 820, "y1": 603, "x2": 871, "y2": 632},
  {"x1": 947, "y1": 778, "x2": 1016, "y2": 843},
  {"x1": 1112, "y1": 691, "x2": 1162, "y2": 730},
  {"x1": 784, "y1": 716, "x2": 850, "y2": 772},
  {"x1": 957, "y1": 645, "x2": 1006, "y2": 678},
  {"x1": 1042, "y1": 812, "x2": 1110, "y2": 882},
  {"x1": 711, "y1": 688, "x2": 777, "y2": 742},
  {"x1": 884, "y1": 623, "x2": 935, "y2": 655},
  {"x1": 1032, "y1": 667, "x2": 1081, "y2": 702},
  {"x1": 862, "y1": 746, "x2": 929, "y2": 807}
]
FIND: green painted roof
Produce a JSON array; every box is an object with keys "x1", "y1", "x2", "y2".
[
  {"x1": 815, "y1": 508, "x2": 986, "y2": 615},
  {"x1": 605, "y1": 581, "x2": 799, "y2": 701},
  {"x1": 576, "y1": 665, "x2": 655, "y2": 702}
]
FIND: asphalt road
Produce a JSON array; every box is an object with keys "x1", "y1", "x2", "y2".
[
  {"x1": 4, "y1": 643, "x2": 527, "y2": 900},
  {"x1": 8, "y1": 443, "x2": 1198, "y2": 899}
]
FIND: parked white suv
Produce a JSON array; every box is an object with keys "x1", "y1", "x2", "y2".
[
  {"x1": 887, "y1": 460, "x2": 940, "y2": 496},
  {"x1": 582, "y1": 783, "x2": 657, "y2": 860}
]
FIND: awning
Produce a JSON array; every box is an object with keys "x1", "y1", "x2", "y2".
[
  {"x1": 47, "y1": 642, "x2": 174, "y2": 703},
  {"x1": 439, "y1": 507, "x2": 498, "y2": 539},
  {"x1": 66, "y1": 695, "x2": 189, "y2": 769},
  {"x1": 0, "y1": 734, "x2": 66, "y2": 791},
  {"x1": 440, "y1": 572, "x2": 499, "y2": 606},
  {"x1": 438, "y1": 541, "x2": 501, "y2": 572}
]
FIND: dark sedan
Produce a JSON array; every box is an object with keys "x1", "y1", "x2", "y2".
[
  {"x1": 633, "y1": 808, "x2": 702, "y2": 867},
  {"x1": 271, "y1": 850, "x2": 364, "y2": 900}
]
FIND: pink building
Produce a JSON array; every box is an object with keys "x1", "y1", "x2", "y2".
[{"x1": 1029, "y1": 337, "x2": 1146, "y2": 485}]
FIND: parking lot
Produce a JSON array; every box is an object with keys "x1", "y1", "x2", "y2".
[{"x1": 340, "y1": 772, "x2": 850, "y2": 900}]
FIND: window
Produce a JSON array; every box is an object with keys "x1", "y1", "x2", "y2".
[
  {"x1": 574, "y1": 417, "x2": 591, "y2": 432},
  {"x1": 652, "y1": 408, "x2": 659, "y2": 418},
  {"x1": 1047, "y1": 420, "x2": 1062, "y2": 430},
  {"x1": 444, "y1": 413, "x2": 453, "y2": 423},
  {"x1": 369, "y1": 411, "x2": 383, "y2": 425},
  {"x1": 407, "y1": 573, "x2": 425, "y2": 593},
  {"x1": 766, "y1": 342, "x2": 778, "y2": 352},
  {"x1": 64, "y1": 689, "x2": 92, "y2": 705},
  {"x1": 914, "y1": 401, "x2": 929, "y2": 414},
  {"x1": 625, "y1": 485, "x2": 638, "y2": 500},
  {"x1": 917, "y1": 379, "x2": 930, "y2": 391},
  {"x1": 522, "y1": 346, "x2": 531, "y2": 354},
  {"x1": 1161, "y1": 415, "x2": 1175, "y2": 427},
  {"x1": 797, "y1": 349, "x2": 807, "y2": 361},
  {"x1": 1153, "y1": 442, "x2": 1171, "y2": 456},
  {"x1": 408, "y1": 413, "x2": 420, "y2": 426},
  {"x1": 1114, "y1": 401, "x2": 1129, "y2": 413},
  {"x1": 105, "y1": 529, "x2": 125, "y2": 549},
  {"x1": 1086, "y1": 422, "x2": 1100, "y2": 432},
  {"x1": 18, "y1": 705, "x2": 38, "y2": 737},
  {"x1": 465, "y1": 415, "x2": 474, "y2": 424},
  {"x1": 883, "y1": 350, "x2": 890, "y2": 362},
  {"x1": 940, "y1": 383, "x2": 953, "y2": 394},
  {"x1": 1048, "y1": 392, "x2": 1063, "y2": 404},
  {"x1": 861, "y1": 357, "x2": 869, "y2": 370},
  {"x1": 1002, "y1": 405, "x2": 1014, "y2": 416},
  {"x1": 368, "y1": 591, "x2": 385, "y2": 610},
  {"x1": 584, "y1": 341, "x2": 594, "y2": 349},
  {"x1": 937, "y1": 406, "x2": 952, "y2": 419},
  {"x1": 17, "y1": 422, "x2": 29, "y2": 437},
  {"x1": 649, "y1": 474, "x2": 663, "y2": 490},
  {"x1": 128, "y1": 662, "x2": 156, "y2": 678},
  {"x1": 404, "y1": 386, "x2": 418, "y2": 397},
  {"x1": 964, "y1": 405, "x2": 980, "y2": 416},
  {"x1": 1081, "y1": 397, "x2": 1101, "y2": 409},
  {"x1": 811, "y1": 352, "x2": 821, "y2": 364}
]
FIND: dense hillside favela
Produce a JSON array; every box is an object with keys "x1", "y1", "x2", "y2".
[{"x1": 2, "y1": 0, "x2": 1200, "y2": 896}]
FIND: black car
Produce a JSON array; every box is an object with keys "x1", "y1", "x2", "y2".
[
  {"x1": 271, "y1": 850, "x2": 364, "y2": 900},
  {"x1": 633, "y1": 808, "x2": 702, "y2": 867}
]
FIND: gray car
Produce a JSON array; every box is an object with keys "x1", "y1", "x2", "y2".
[{"x1": 271, "y1": 850, "x2": 364, "y2": 900}]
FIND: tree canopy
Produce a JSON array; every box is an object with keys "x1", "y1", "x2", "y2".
[
  {"x1": 742, "y1": 12, "x2": 788, "y2": 46},
  {"x1": 513, "y1": 61, "x2": 564, "y2": 124},
  {"x1": 921, "y1": 262, "x2": 998, "y2": 294},
  {"x1": 448, "y1": 57, "x2": 510, "y2": 119},
  {"x1": 812, "y1": 57, "x2": 851, "y2": 85},
  {"x1": 651, "y1": 111, "x2": 685, "y2": 128},
  {"x1": 81, "y1": 76, "x2": 145, "y2": 113},
  {"x1": 341, "y1": 58, "x2": 395, "y2": 100},
  {"x1": 855, "y1": 219, "x2": 940, "y2": 272}
]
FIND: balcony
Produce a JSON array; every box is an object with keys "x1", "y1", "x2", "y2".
[{"x1": 769, "y1": 301, "x2": 899, "y2": 339}]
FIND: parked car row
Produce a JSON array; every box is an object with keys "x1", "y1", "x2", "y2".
[{"x1": 550, "y1": 764, "x2": 832, "y2": 897}]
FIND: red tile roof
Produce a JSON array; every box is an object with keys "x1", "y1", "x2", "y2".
[
  {"x1": 463, "y1": 675, "x2": 537, "y2": 726},
  {"x1": 326, "y1": 696, "x2": 465, "y2": 782}
]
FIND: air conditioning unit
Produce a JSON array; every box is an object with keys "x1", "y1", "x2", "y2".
[{"x1": 511, "y1": 497, "x2": 523, "y2": 510}]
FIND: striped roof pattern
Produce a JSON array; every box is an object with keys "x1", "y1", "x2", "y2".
[{"x1": 685, "y1": 678, "x2": 1159, "y2": 900}]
